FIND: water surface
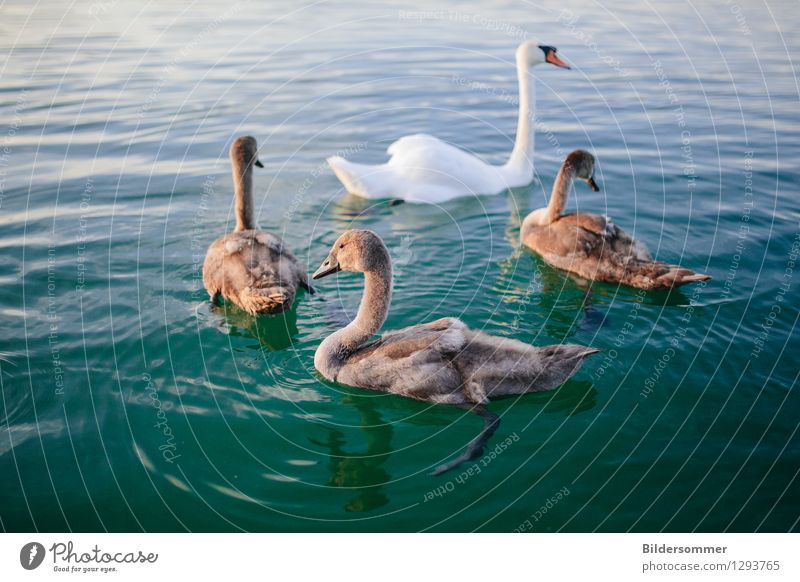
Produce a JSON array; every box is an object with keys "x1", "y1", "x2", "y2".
[{"x1": 1, "y1": 0, "x2": 798, "y2": 531}]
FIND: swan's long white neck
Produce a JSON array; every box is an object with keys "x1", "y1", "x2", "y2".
[
  {"x1": 233, "y1": 157, "x2": 256, "y2": 232},
  {"x1": 502, "y1": 56, "x2": 535, "y2": 181},
  {"x1": 315, "y1": 254, "x2": 392, "y2": 379}
]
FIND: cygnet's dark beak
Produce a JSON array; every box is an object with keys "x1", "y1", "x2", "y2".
[
  {"x1": 254, "y1": 159, "x2": 264, "y2": 168},
  {"x1": 586, "y1": 177, "x2": 600, "y2": 192},
  {"x1": 313, "y1": 254, "x2": 341, "y2": 280}
]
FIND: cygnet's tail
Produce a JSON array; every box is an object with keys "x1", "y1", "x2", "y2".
[
  {"x1": 653, "y1": 265, "x2": 711, "y2": 288},
  {"x1": 460, "y1": 336, "x2": 599, "y2": 398},
  {"x1": 238, "y1": 285, "x2": 293, "y2": 315},
  {"x1": 619, "y1": 260, "x2": 711, "y2": 290},
  {"x1": 327, "y1": 156, "x2": 394, "y2": 199},
  {"x1": 431, "y1": 344, "x2": 598, "y2": 475}
]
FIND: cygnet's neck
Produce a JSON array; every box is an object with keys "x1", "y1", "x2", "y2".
[
  {"x1": 545, "y1": 162, "x2": 577, "y2": 224},
  {"x1": 502, "y1": 56, "x2": 536, "y2": 182},
  {"x1": 316, "y1": 250, "x2": 393, "y2": 378},
  {"x1": 342, "y1": 266, "x2": 392, "y2": 349},
  {"x1": 233, "y1": 156, "x2": 256, "y2": 232}
]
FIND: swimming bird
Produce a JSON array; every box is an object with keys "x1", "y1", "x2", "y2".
[
  {"x1": 312, "y1": 229, "x2": 597, "y2": 474},
  {"x1": 203, "y1": 136, "x2": 312, "y2": 314},
  {"x1": 521, "y1": 150, "x2": 711, "y2": 289},
  {"x1": 326, "y1": 40, "x2": 570, "y2": 203}
]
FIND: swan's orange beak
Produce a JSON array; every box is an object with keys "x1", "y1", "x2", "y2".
[
  {"x1": 545, "y1": 49, "x2": 570, "y2": 69},
  {"x1": 586, "y1": 177, "x2": 600, "y2": 192},
  {"x1": 313, "y1": 254, "x2": 341, "y2": 280}
]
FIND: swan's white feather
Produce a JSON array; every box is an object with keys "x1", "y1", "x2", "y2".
[{"x1": 328, "y1": 134, "x2": 515, "y2": 203}]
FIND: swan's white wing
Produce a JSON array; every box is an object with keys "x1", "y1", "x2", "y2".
[
  {"x1": 328, "y1": 133, "x2": 511, "y2": 202},
  {"x1": 385, "y1": 134, "x2": 506, "y2": 200},
  {"x1": 327, "y1": 155, "x2": 397, "y2": 199}
]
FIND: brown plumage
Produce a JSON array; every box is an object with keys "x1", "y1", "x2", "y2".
[
  {"x1": 312, "y1": 229, "x2": 598, "y2": 474},
  {"x1": 522, "y1": 150, "x2": 711, "y2": 290},
  {"x1": 203, "y1": 136, "x2": 311, "y2": 315}
]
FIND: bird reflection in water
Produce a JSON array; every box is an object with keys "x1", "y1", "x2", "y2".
[
  {"x1": 310, "y1": 393, "x2": 393, "y2": 513},
  {"x1": 212, "y1": 300, "x2": 301, "y2": 351}
]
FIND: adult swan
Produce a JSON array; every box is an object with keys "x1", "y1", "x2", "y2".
[{"x1": 326, "y1": 41, "x2": 570, "y2": 203}]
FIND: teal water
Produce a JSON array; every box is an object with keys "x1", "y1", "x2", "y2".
[{"x1": 1, "y1": 0, "x2": 798, "y2": 532}]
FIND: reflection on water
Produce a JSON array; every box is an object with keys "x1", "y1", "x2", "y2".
[
  {"x1": 214, "y1": 299, "x2": 301, "y2": 352},
  {"x1": 538, "y1": 380, "x2": 598, "y2": 417},
  {"x1": 311, "y1": 394, "x2": 393, "y2": 513}
]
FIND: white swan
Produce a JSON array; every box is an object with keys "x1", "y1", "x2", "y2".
[
  {"x1": 312, "y1": 229, "x2": 598, "y2": 474},
  {"x1": 326, "y1": 41, "x2": 570, "y2": 203}
]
